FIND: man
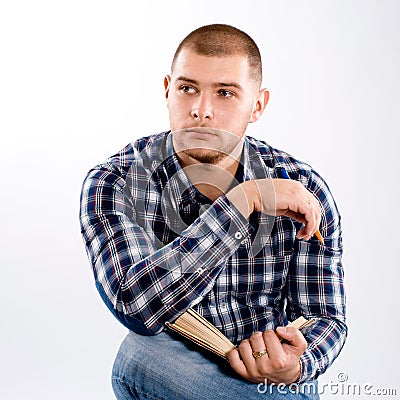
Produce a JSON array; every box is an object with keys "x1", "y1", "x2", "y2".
[{"x1": 80, "y1": 24, "x2": 346, "y2": 399}]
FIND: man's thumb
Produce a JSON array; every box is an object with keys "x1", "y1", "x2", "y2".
[
  {"x1": 276, "y1": 326, "x2": 296, "y2": 341},
  {"x1": 276, "y1": 326, "x2": 307, "y2": 352}
]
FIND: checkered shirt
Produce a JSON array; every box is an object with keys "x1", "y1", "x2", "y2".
[{"x1": 79, "y1": 131, "x2": 347, "y2": 382}]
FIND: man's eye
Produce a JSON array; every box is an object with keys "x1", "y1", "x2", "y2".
[
  {"x1": 180, "y1": 85, "x2": 196, "y2": 94},
  {"x1": 218, "y1": 89, "x2": 234, "y2": 98}
]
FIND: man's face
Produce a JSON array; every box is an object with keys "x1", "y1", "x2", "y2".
[{"x1": 164, "y1": 48, "x2": 268, "y2": 165}]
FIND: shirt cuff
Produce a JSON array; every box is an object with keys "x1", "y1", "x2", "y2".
[
  {"x1": 299, "y1": 349, "x2": 318, "y2": 383},
  {"x1": 200, "y1": 193, "x2": 254, "y2": 249}
]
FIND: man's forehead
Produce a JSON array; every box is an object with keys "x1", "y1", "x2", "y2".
[{"x1": 171, "y1": 48, "x2": 252, "y2": 82}]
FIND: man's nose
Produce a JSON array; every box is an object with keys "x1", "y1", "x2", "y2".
[{"x1": 191, "y1": 93, "x2": 214, "y2": 121}]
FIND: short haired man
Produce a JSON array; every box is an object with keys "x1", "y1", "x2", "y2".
[{"x1": 80, "y1": 24, "x2": 346, "y2": 399}]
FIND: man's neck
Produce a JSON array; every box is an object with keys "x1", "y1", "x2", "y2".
[{"x1": 176, "y1": 149, "x2": 242, "y2": 202}]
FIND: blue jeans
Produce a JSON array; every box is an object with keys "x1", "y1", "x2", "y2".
[{"x1": 112, "y1": 330, "x2": 319, "y2": 400}]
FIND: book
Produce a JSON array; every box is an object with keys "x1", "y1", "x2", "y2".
[{"x1": 165, "y1": 308, "x2": 316, "y2": 360}]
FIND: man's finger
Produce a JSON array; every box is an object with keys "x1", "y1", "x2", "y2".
[
  {"x1": 228, "y1": 348, "x2": 249, "y2": 378},
  {"x1": 236, "y1": 339, "x2": 259, "y2": 376},
  {"x1": 294, "y1": 197, "x2": 321, "y2": 240},
  {"x1": 260, "y1": 330, "x2": 286, "y2": 369},
  {"x1": 249, "y1": 331, "x2": 269, "y2": 359}
]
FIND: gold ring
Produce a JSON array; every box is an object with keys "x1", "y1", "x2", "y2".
[{"x1": 252, "y1": 349, "x2": 267, "y2": 359}]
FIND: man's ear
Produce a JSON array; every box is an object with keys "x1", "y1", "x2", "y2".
[
  {"x1": 164, "y1": 75, "x2": 171, "y2": 100},
  {"x1": 249, "y1": 89, "x2": 269, "y2": 123}
]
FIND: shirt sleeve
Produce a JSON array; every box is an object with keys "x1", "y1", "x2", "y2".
[
  {"x1": 79, "y1": 165, "x2": 252, "y2": 335},
  {"x1": 286, "y1": 170, "x2": 347, "y2": 382}
]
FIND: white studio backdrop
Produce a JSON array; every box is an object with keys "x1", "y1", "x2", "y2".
[{"x1": 1, "y1": 1, "x2": 399, "y2": 399}]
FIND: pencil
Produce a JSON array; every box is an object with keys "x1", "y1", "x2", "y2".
[
  {"x1": 279, "y1": 168, "x2": 325, "y2": 245},
  {"x1": 314, "y1": 230, "x2": 325, "y2": 245}
]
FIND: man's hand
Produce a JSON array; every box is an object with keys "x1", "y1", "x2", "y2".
[
  {"x1": 228, "y1": 326, "x2": 307, "y2": 385},
  {"x1": 226, "y1": 179, "x2": 321, "y2": 241}
]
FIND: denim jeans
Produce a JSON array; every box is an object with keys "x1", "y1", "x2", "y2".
[{"x1": 112, "y1": 330, "x2": 319, "y2": 400}]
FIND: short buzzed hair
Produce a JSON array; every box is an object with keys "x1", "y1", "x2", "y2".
[{"x1": 172, "y1": 24, "x2": 262, "y2": 85}]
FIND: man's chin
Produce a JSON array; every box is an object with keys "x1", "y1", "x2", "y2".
[{"x1": 182, "y1": 148, "x2": 227, "y2": 165}]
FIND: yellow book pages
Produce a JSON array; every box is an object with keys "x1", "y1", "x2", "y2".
[
  {"x1": 166, "y1": 309, "x2": 316, "y2": 359},
  {"x1": 286, "y1": 316, "x2": 316, "y2": 330},
  {"x1": 166, "y1": 308, "x2": 235, "y2": 359}
]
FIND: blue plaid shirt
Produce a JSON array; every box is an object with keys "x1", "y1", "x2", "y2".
[{"x1": 80, "y1": 131, "x2": 347, "y2": 382}]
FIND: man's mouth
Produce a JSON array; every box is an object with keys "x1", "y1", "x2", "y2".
[{"x1": 182, "y1": 127, "x2": 221, "y2": 137}]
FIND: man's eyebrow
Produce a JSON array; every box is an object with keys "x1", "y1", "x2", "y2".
[
  {"x1": 175, "y1": 76, "x2": 199, "y2": 85},
  {"x1": 175, "y1": 76, "x2": 243, "y2": 91},
  {"x1": 217, "y1": 82, "x2": 243, "y2": 90}
]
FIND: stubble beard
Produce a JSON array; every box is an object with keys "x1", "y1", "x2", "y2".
[
  {"x1": 172, "y1": 127, "x2": 246, "y2": 166},
  {"x1": 181, "y1": 148, "x2": 230, "y2": 164}
]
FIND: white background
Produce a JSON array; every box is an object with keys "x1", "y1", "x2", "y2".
[{"x1": 1, "y1": 1, "x2": 399, "y2": 399}]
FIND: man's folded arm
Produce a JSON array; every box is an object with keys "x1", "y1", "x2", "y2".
[{"x1": 79, "y1": 166, "x2": 252, "y2": 335}]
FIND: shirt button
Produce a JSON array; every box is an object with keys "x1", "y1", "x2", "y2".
[
  {"x1": 234, "y1": 231, "x2": 243, "y2": 240},
  {"x1": 221, "y1": 302, "x2": 227, "y2": 309}
]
